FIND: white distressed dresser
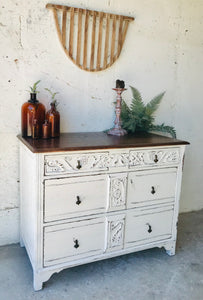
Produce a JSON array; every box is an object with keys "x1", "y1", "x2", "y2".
[{"x1": 18, "y1": 132, "x2": 189, "y2": 290}]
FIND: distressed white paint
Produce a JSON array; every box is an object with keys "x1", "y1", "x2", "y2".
[
  {"x1": 127, "y1": 168, "x2": 177, "y2": 207},
  {"x1": 44, "y1": 174, "x2": 108, "y2": 222},
  {"x1": 0, "y1": 0, "x2": 202, "y2": 245},
  {"x1": 19, "y1": 143, "x2": 185, "y2": 290}
]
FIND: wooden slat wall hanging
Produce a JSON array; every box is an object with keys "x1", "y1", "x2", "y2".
[{"x1": 46, "y1": 3, "x2": 134, "y2": 72}]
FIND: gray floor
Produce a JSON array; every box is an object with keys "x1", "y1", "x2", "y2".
[{"x1": 0, "y1": 210, "x2": 203, "y2": 300}]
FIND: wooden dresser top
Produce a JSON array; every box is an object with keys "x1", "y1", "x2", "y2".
[{"x1": 17, "y1": 132, "x2": 189, "y2": 153}]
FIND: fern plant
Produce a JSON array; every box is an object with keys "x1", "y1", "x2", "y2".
[{"x1": 121, "y1": 86, "x2": 176, "y2": 138}]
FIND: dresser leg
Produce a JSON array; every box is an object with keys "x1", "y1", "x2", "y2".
[
  {"x1": 33, "y1": 274, "x2": 43, "y2": 291},
  {"x1": 164, "y1": 241, "x2": 176, "y2": 256}
]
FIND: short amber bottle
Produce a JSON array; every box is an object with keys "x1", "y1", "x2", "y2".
[
  {"x1": 46, "y1": 103, "x2": 60, "y2": 138},
  {"x1": 21, "y1": 93, "x2": 45, "y2": 137},
  {"x1": 32, "y1": 119, "x2": 40, "y2": 139},
  {"x1": 42, "y1": 120, "x2": 51, "y2": 139}
]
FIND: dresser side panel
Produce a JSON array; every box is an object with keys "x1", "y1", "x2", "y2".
[
  {"x1": 20, "y1": 144, "x2": 39, "y2": 265},
  {"x1": 171, "y1": 145, "x2": 186, "y2": 240}
]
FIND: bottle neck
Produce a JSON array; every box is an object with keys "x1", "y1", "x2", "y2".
[
  {"x1": 29, "y1": 93, "x2": 39, "y2": 103},
  {"x1": 50, "y1": 103, "x2": 56, "y2": 111}
]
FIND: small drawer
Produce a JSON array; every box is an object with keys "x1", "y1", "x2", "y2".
[
  {"x1": 127, "y1": 168, "x2": 177, "y2": 208},
  {"x1": 129, "y1": 148, "x2": 180, "y2": 169},
  {"x1": 125, "y1": 206, "x2": 174, "y2": 248},
  {"x1": 44, "y1": 152, "x2": 109, "y2": 176},
  {"x1": 44, "y1": 175, "x2": 108, "y2": 222},
  {"x1": 44, "y1": 217, "x2": 105, "y2": 267}
]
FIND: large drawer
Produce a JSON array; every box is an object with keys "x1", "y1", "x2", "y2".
[
  {"x1": 44, "y1": 217, "x2": 105, "y2": 267},
  {"x1": 127, "y1": 168, "x2": 177, "y2": 208},
  {"x1": 44, "y1": 175, "x2": 108, "y2": 222},
  {"x1": 129, "y1": 148, "x2": 180, "y2": 169},
  {"x1": 125, "y1": 206, "x2": 174, "y2": 248}
]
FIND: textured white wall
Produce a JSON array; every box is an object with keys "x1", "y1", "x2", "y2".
[{"x1": 0, "y1": 0, "x2": 202, "y2": 245}]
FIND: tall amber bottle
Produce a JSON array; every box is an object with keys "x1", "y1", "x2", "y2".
[
  {"x1": 21, "y1": 93, "x2": 45, "y2": 137},
  {"x1": 46, "y1": 103, "x2": 60, "y2": 138}
]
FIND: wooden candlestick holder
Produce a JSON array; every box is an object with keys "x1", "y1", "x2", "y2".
[{"x1": 107, "y1": 88, "x2": 127, "y2": 136}]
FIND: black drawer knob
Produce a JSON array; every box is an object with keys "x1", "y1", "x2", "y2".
[
  {"x1": 146, "y1": 223, "x2": 152, "y2": 233},
  {"x1": 151, "y1": 186, "x2": 156, "y2": 194},
  {"x1": 154, "y1": 155, "x2": 159, "y2": 163},
  {"x1": 76, "y1": 160, "x2": 82, "y2": 169},
  {"x1": 74, "y1": 239, "x2": 79, "y2": 249},
  {"x1": 76, "y1": 196, "x2": 81, "y2": 205}
]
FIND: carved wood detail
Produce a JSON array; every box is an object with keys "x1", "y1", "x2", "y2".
[
  {"x1": 64, "y1": 153, "x2": 109, "y2": 171},
  {"x1": 45, "y1": 160, "x2": 65, "y2": 174},
  {"x1": 44, "y1": 153, "x2": 109, "y2": 174},
  {"x1": 109, "y1": 174, "x2": 127, "y2": 208},
  {"x1": 44, "y1": 148, "x2": 180, "y2": 174},
  {"x1": 129, "y1": 149, "x2": 180, "y2": 167},
  {"x1": 45, "y1": 152, "x2": 129, "y2": 174},
  {"x1": 108, "y1": 153, "x2": 129, "y2": 167},
  {"x1": 108, "y1": 218, "x2": 125, "y2": 249}
]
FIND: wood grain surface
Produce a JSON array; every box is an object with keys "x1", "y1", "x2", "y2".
[{"x1": 18, "y1": 132, "x2": 189, "y2": 153}]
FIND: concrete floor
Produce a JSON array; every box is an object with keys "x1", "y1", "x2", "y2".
[{"x1": 0, "y1": 210, "x2": 203, "y2": 300}]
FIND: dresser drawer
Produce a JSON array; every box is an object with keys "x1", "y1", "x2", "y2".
[
  {"x1": 44, "y1": 217, "x2": 105, "y2": 267},
  {"x1": 44, "y1": 152, "x2": 109, "y2": 175},
  {"x1": 127, "y1": 168, "x2": 177, "y2": 208},
  {"x1": 44, "y1": 175, "x2": 108, "y2": 222},
  {"x1": 129, "y1": 148, "x2": 180, "y2": 169},
  {"x1": 125, "y1": 206, "x2": 174, "y2": 248}
]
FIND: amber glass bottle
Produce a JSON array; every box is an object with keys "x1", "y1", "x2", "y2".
[
  {"x1": 42, "y1": 120, "x2": 51, "y2": 139},
  {"x1": 32, "y1": 119, "x2": 40, "y2": 139},
  {"x1": 21, "y1": 93, "x2": 45, "y2": 137},
  {"x1": 46, "y1": 103, "x2": 60, "y2": 138}
]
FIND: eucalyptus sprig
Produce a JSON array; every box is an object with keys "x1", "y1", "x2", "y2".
[
  {"x1": 27, "y1": 80, "x2": 41, "y2": 93},
  {"x1": 121, "y1": 86, "x2": 176, "y2": 138},
  {"x1": 45, "y1": 88, "x2": 59, "y2": 106}
]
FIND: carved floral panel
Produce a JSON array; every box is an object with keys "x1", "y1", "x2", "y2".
[
  {"x1": 108, "y1": 218, "x2": 125, "y2": 249},
  {"x1": 109, "y1": 174, "x2": 127, "y2": 209}
]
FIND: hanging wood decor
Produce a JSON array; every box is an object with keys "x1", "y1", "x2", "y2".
[{"x1": 46, "y1": 4, "x2": 134, "y2": 72}]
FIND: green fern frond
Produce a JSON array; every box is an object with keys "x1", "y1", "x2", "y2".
[
  {"x1": 130, "y1": 99, "x2": 145, "y2": 117},
  {"x1": 120, "y1": 86, "x2": 176, "y2": 138},
  {"x1": 150, "y1": 124, "x2": 176, "y2": 138},
  {"x1": 129, "y1": 86, "x2": 143, "y2": 103},
  {"x1": 145, "y1": 92, "x2": 165, "y2": 115},
  {"x1": 121, "y1": 100, "x2": 131, "y2": 123}
]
